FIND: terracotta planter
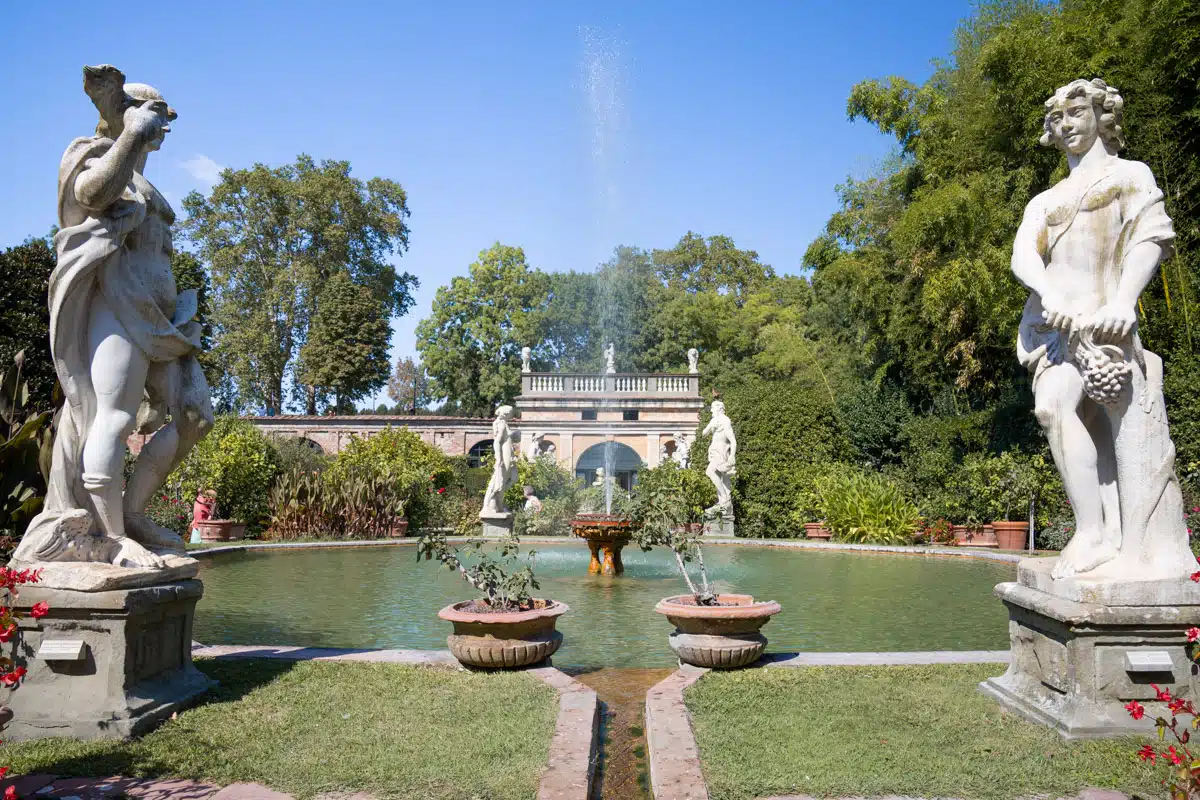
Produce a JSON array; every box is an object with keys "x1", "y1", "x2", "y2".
[
  {"x1": 195, "y1": 519, "x2": 246, "y2": 542},
  {"x1": 388, "y1": 517, "x2": 410, "y2": 538},
  {"x1": 992, "y1": 520, "x2": 1030, "y2": 551},
  {"x1": 952, "y1": 524, "x2": 998, "y2": 548},
  {"x1": 654, "y1": 593, "x2": 782, "y2": 669},
  {"x1": 437, "y1": 599, "x2": 568, "y2": 669},
  {"x1": 803, "y1": 522, "x2": 832, "y2": 540}
]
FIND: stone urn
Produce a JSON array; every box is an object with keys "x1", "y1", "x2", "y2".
[
  {"x1": 571, "y1": 514, "x2": 635, "y2": 575},
  {"x1": 803, "y1": 522, "x2": 832, "y2": 540},
  {"x1": 437, "y1": 599, "x2": 568, "y2": 669},
  {"x1": 991, "y1": 520, "x2": 1029, "y2": 551},
  {"x1": 195, "y1": 519, "x2": 246, "y2": 542},
  {"x1": 655, "y1": 593, "x2": 781, "y2": 669}
]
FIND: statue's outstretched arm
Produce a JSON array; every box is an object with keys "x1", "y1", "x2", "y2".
[{"x1": 74, "y1": 100, "x2": 164, "y2": 211}]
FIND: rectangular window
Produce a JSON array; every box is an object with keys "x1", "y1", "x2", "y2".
[
  {"x1": 581, "y1": 409, "x2": 597, "y2": 421},
  {"x1": 623, "y1": 410, "x2": 639, "y2": 421}
]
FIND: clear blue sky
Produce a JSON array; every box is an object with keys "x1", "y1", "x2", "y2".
[{"x1": 1, "y1": 1, "x2": 970, "y2": 409}]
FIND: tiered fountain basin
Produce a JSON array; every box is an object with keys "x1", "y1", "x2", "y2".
[{"x1": 571, "y1": 514, "x2": 635, "y2": 575}]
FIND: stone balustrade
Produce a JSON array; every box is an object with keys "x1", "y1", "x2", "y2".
[{"x1": 519, "y1": 372, "x2": 700, "y2": 397}]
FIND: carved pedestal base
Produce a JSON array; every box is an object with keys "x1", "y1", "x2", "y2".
[
  {"x1": 979, "y1": 558, "x2": 1200, "y2": 739},
  {"x1": 586, "y1": 540, "x2": 626, "y2": 576},
  {"x1": 480, "y1": 512, "x2": 514, "y2": 538},
  {"x1": 5, "y1": 580, "x2": 213, "y2": 741},
  {"x1": 704, "y1": 513, "x2": 734, "y2": 538}
]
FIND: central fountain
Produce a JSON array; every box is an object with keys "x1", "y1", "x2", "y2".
[{"x1": 572, "y1": 512, "x2": 634, "y2": 575}]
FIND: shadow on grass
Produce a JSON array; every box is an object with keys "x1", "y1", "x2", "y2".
[{"x1": 3, "y1": 659, "x2": 298, "y2": 783}]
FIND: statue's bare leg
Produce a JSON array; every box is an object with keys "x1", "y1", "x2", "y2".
[
  {"x1": 124, "y1": 362, "x2": 188, "y2": 552},
  {"x1": 83, "y1": 298, "x2": 163, "y2": 569},
  {"x1": 1082, "y1": 400, "x2": 1122, "y2": 554},
  {"x1": 1035, "y1": 364, "x2": 1115, "y2": 578}
]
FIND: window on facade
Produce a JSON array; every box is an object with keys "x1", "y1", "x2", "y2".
[
  {"x1": 623, "y1": 410, "x2": 639, "y2": 421},
  {"x1": 581, "y1": 409, "x2": 597, "y2": 421}
]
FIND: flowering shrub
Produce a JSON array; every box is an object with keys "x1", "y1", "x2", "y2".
[
  {"x1": 1037, "y1": 515, "x2": 1075, "y2": 551},
  {"x1": 1125, "y1": 571, "x2": 1200, "y2": 796},
  {"x1": 0, "y1": 566, "x2": 46, "y2": 790},
  {"x1": 171, "y1": 417, "x2": 281, "y2": 530},
  {"x1": 145, "y1": 491, "x2": 192, "y2": 538},
  {"x1": 918, "y1": 518, "x2": 955, "y2": 546}
]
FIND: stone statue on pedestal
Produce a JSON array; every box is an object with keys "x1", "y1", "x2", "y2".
[
  {"x1": 981, "y1": 79, "x2": 1200, "y2": 739},
  {"x1": 4, "y1": 66, "x2": 213, "y2": 742},
  {"x1": 521, "y1": 346, "x2": 531, "y2": 373},
  {"x1": 12, "y1": 65, "x2": 212, "y2": 590},
  {"x1": 480, "y1": 406, "x2": 516, "y2": 533},
  {"x1": 1011, "y1": 78, "x2": 1190, "y2": 582},
  {"x1": 702, "y1": 401, "x2": 736, "y2": 532},
  {"x1": 687, "y1": 348, "x2": 699, "y2": 374},
  {"x1": 604, "y1": 343, "x2": 615, "y2": 374}
]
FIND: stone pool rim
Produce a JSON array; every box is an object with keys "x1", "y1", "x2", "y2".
[{"x1": 190, "y1": 536, "x2": 1032, "y2": 564}]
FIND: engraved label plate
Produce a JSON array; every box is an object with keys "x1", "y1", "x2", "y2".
[
  {"x1": 1126, "y1": 651, "x2": 1175, "y2": 672},
  {"x1": 35, "y1": 640, "x2": 86, "y2": 661}
]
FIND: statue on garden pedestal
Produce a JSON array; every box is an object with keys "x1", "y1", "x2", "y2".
[
  {"x1": 11, "y1": 65, "x2": 213, "y2": 589},
  {"x1": 702, "y1": 401, "x2": 736, "y2": 520},
  {"x1": 687, "y1": 348, "x2": 699, "y2": 374},
  {"x1": 521, "y1": 346, "x2": 531, "y2": 373},
  {"x1": 480, "y1": 405, "x2": 516, "y2": 518},
  {"x1": 1012, "y1": 78, "x2": 1191, "y2": 582},
  {"x1": 604, "y1": 343, "x2": 615, "y2": 374}
]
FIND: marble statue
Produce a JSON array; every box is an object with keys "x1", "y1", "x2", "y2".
[
  {"x1": 592, "y1": 467, "x2": 607, "y2": 488},
  {"x1": 11, "y1": 65, "x2": 213, "y2": 587},
  {"x1": 1012, "y1": 78, "x2": 1191, "y2": 581},
  {"x1": 702, "y1": 401, "x2": 736, "y2": 517},
  {"x1": 481, "y1": 406, "x2": 516, "y2": 517},
  {"x1": 524, "y1": 430, "x2": 544, "y2": 460},
  {"x1": 687, "y1": 348, "x2": 699, "y2": 374},
  {"x1": 604, "y1": 343, "x2": 615, "y2": 374},
  {"x1": 521, "y1": 346, "x2": 531, "y2": 373},
  {"x1": 674, "y1": 432, "x2": 693, "y2": 467}
]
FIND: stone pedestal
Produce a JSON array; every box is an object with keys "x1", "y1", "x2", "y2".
[
  {"x1": 705, "y1": 513, "x2": 734, "y2": 538},
  {"x1": 5, "y1": 580, "x2": 213, "y2": 741},
  {"x1": 979, "y1": 557, "x2": 1200, "y2": 739},
  {"x1": 480, "y1": 512, "x2": 514, "y2": 538}
]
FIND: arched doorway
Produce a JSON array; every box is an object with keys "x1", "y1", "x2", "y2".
[
  {"x1": 466, "y1": 439, "x2": 493, "y2": 468},
  {"x1": 575, "y1": 442, "x2": 643, "y2": 491}
]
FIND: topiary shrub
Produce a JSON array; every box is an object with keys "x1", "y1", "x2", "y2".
[
  {"x1": 171, "y1": 416, "x2": 281, "y2": 533},
  {"x1": 818, "y1": 470, "x2": 921, "y2": 545}
]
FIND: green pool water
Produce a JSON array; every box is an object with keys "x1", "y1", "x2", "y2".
[{"x1": 193, "y1": 543, "x2": 1015, "y2": 669}]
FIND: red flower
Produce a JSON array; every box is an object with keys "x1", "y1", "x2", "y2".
[
  {"x1": 1188, "y1": 627, "x2": 1200, "y2": 643},
  {"x1": 1153, "y1": 684, "x2": 1173, "y2": 703},
  {"x1": 29, "y1": 602, "x2": 48, "y2": 619},
  {"x1": 437, "y1": 487, "x2": 446, "y2": 494},
  {"x1": 1169, "y1": 697, "x2": 1189, "y2": 714},
  {"x1": 1138, "y1": 744, "x2": 1157, "y2": 763},
  {"x1": 0, "y1": 624, "x2": 17, "y2": 644},
  {"x1": 1166, "y1": 745, "x2": 1184, "y2": 766},
  {"x1": 1191, "y1": 570, "x2": 1200, "y2": 583},
  {"x1": 1126, "y1": 700, "x2": 1146, "y2": 720},
  {"x1": 0, "y1": 667, "x2": 26, "y2": 688},
  {"x1": 5, "y1": 785, "x2": 15, "y2": 800}
]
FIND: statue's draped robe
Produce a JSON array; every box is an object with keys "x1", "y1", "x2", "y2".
[
  {"x1": 14, "y1": 137, "x2": 203, "y2": 564},
  {"x1": 1016, "y1": 159, "x2": 1191, "y2": 578}
]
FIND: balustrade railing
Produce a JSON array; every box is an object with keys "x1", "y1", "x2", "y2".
[{"x1": 520, "y1": 372, "x2": 699, "y2": 397}]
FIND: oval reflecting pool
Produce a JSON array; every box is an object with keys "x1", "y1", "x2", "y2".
[{"x1": 193, "y1": 543, "x2": 1015, "y2": 669}]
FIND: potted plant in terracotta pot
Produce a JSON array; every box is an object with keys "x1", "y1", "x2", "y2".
[
  {"x1": 419, "y1": 521, "x2": 567, "y2": 670},
  {"x1": 803, "y1": 521, "x2": 832, "y2": 540},
  {"x1": 631, "y1": 470, "x2": 780, "y2": 669}
]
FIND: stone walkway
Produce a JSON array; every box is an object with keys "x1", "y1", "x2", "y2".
[{"x1": 0, "y1": 775, "x2": 319, "y2": 798}]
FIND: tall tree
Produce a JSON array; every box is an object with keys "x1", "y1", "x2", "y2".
[
  {"x1": 182, "y1": 154, "x2": 416, "y2": 413},
  {"x1": 0, "y1": 238, "x2": 55, "y2": 411},
  {"x1": 387, "y1": 356, "x2": 434, "y2": 413},
  {"x1": 415, "y1": 244, "x2": 550, "y2": 415},
  {"x1": 297, "y1": 270, "x2": 393, "y2": 413}
]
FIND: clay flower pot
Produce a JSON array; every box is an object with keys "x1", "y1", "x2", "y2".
[
  {"x1": 952, "y1": 524, "x2": 998, "y2": 548},
  {"x1": 437, "y1": 599, "x2": 568, "y2": 669},
  {"x1": 992, "y1": 520, "x2": 1030, "y2": 551},
  {"x1": 195, "y1": 520, "x2": 246, "y2": 542},
  {"x1": 803, "y1": 522, "x2": 832, "y2": 540},
  {"x1": 654, "y1": 593, "x2": 782, "y2": 669},
  {"x1": 388, "y1": 517, "x2": 410, "y2": 538}
]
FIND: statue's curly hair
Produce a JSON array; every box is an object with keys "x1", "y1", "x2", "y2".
[{"x1": 1040, "y1": 78, "x2": 1125, "y2": 151}]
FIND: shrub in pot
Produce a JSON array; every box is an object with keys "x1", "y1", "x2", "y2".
[
  {"x1": 171, "y1": 417, "x2": 281, "y2": 540},
  {"x1": 419, "y1": 517, "x2": 566, "y2": 669},
  {"x1": 631, "y1": 472, "x2": 779, "y2": 669}
]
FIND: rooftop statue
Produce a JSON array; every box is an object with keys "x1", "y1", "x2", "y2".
[
  {"x1": 1012, "y1": 78, "x2": 1190, "y2": 580},
  {"x1": 11, "y1": 66, "x2": 212, "y2": 589}
]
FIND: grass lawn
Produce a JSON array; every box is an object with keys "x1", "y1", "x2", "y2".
[
  {"x1": 1, "y1": 659, "x2": 557, "y2": 800},
  {"x1": 685, "y1": 664, "x2": 1161, "y2": 800}
]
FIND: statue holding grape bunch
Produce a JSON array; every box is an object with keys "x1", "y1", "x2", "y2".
[{"x1": 1012, "y1": 78, "x2": 1191, "y2": 580}]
